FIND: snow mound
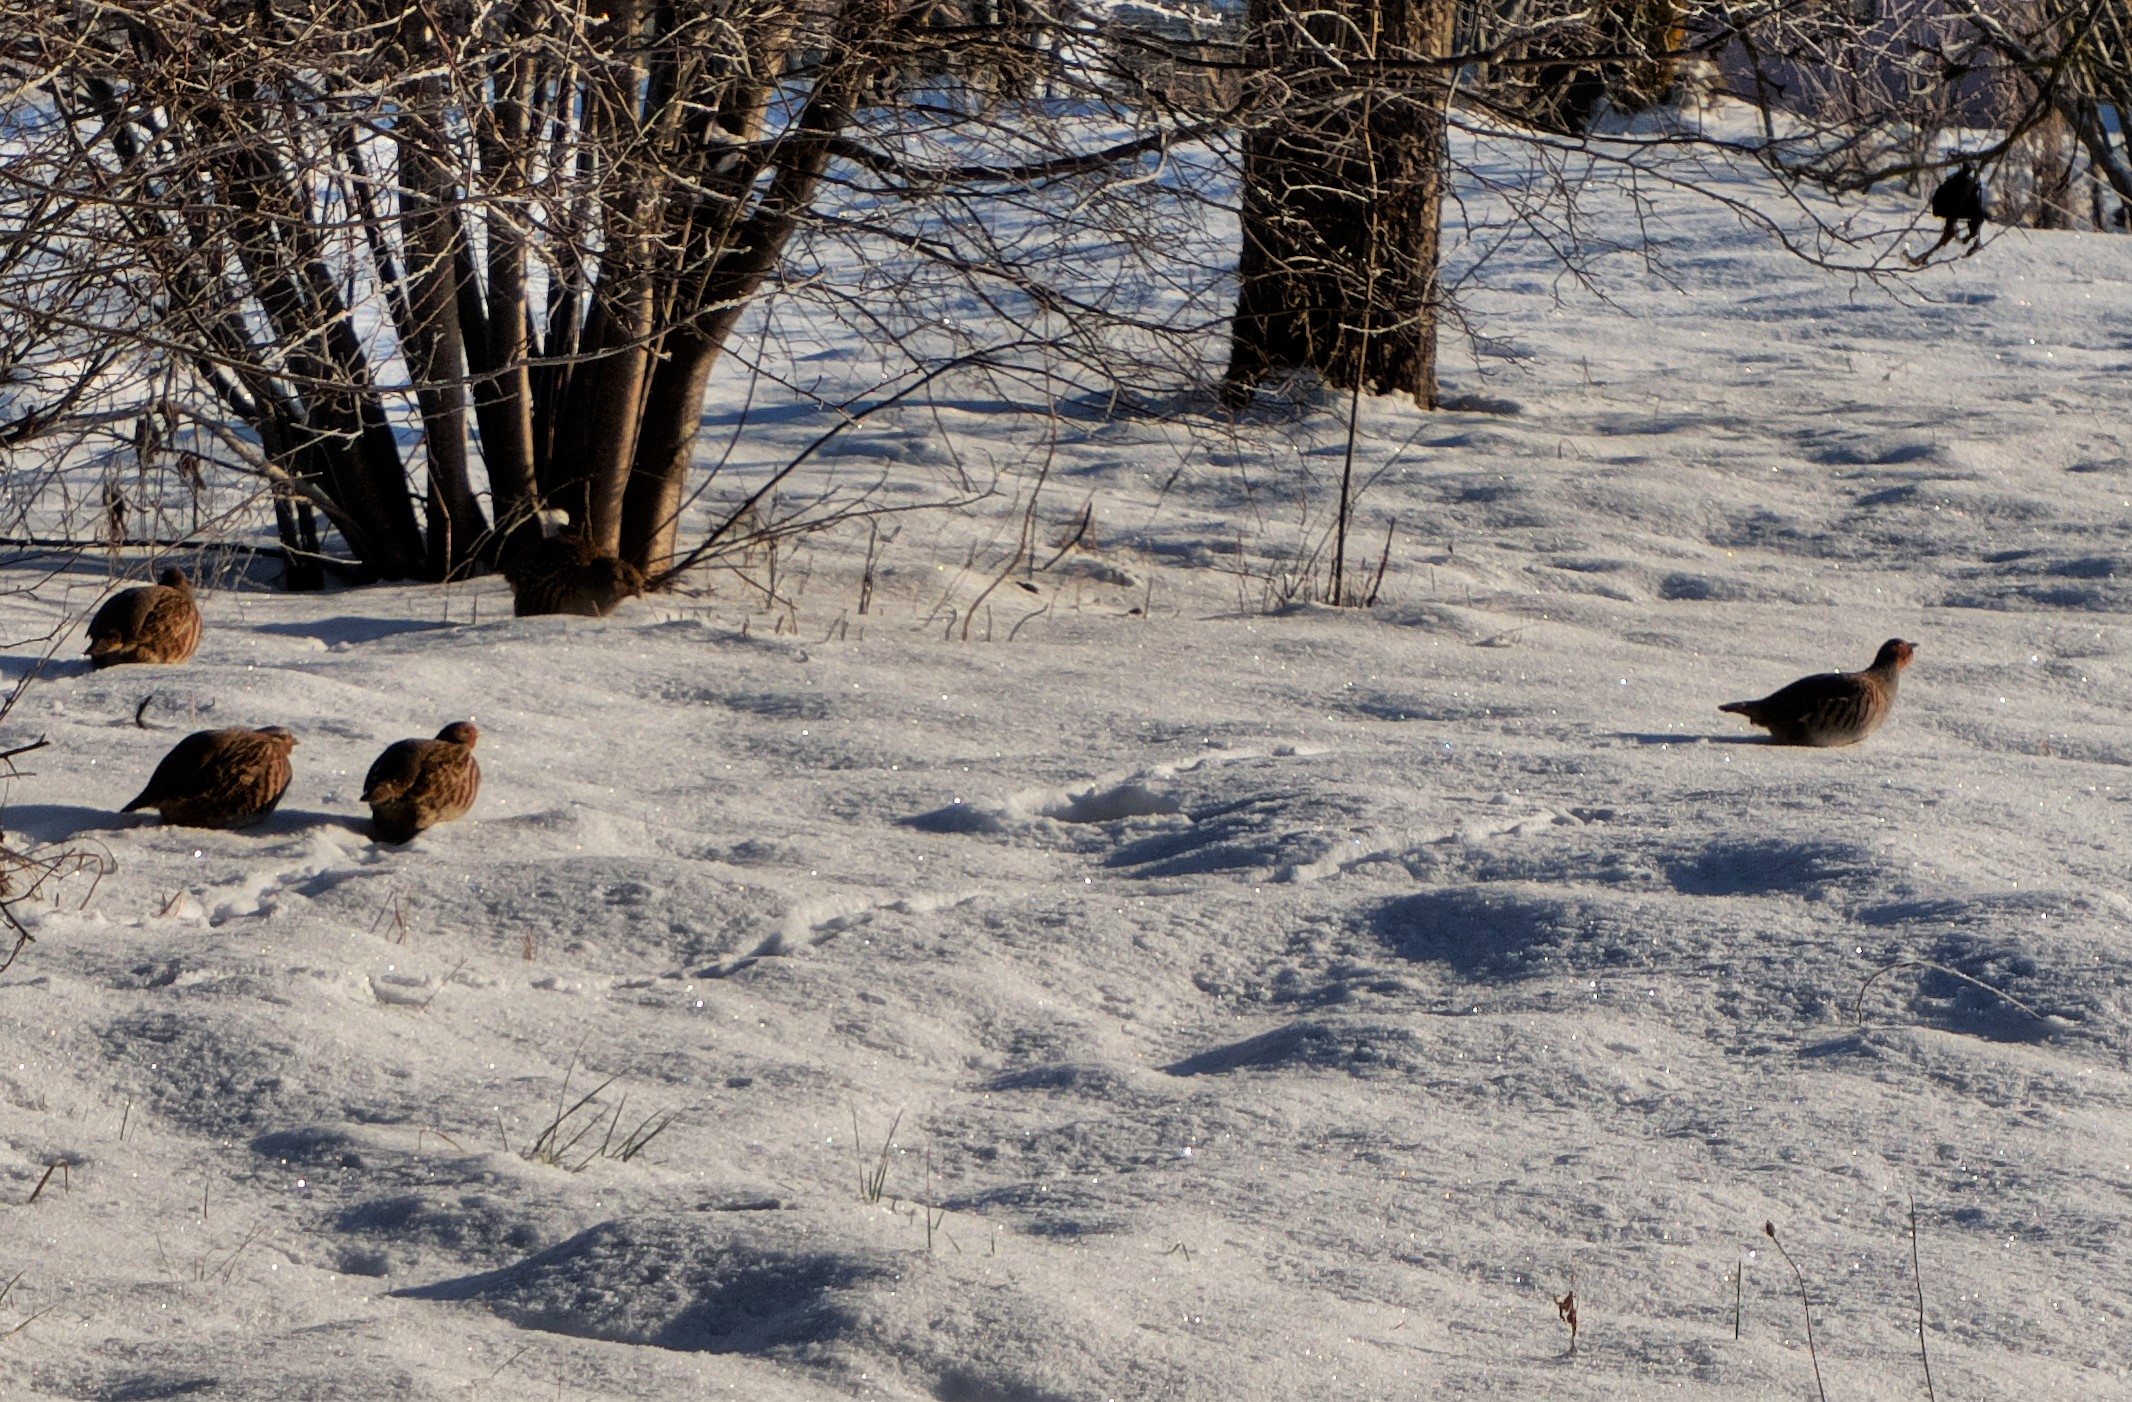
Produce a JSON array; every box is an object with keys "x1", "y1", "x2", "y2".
[
  {"x1": 397, "y1": 1214, "x2": 1146, "y2": 1398},
  {"x1": 901, "y1": 776, "x2": 1183, "y2": 833}
]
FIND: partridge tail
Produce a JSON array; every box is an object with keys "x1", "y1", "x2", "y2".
[{"x1": 1717, "y1": 700, "x2": 1758, "y2": 718}]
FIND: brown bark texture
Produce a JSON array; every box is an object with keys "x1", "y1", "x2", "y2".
[{"x1": 1224, "y1": 0, "x2": 1458, "y2": 411}]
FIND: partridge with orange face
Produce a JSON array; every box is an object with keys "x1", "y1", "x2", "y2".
[
  {"x1": 362, "y1": 722, "x2": 482, "y2": 843},
  {"x1": 123, "y1": 726, "x2": 297, "y2": 828},
  {"x1": 1719, "y1": 638, "x2": 1916, "y2": 746},
  {"x1": 86, "y1": 567, "x2": 203, "y2": 668}
]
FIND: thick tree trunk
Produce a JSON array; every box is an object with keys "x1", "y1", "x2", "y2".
[
  {"x1": 1224, "y1": 0, "x2": 1456, "y2": 411},
  {"x1": 399, "y1": 97, "x2": 489, "y2": 578},
  {"x1": 564, "y1": 284, "x2": 653, "y2": 556},
  {"x1": 548, "y1": 0, "x2": 654, "y2": 555},
  {"x1": 50, "y1": 0, "x2": 1036, "y2": 589},
  {"x1": 620, "y1": 327, "x2": 720, "y2": 576},
  {"x1": 469, "y1": 48, "x2": 540, "y2": 550},
  {"x1": 2027, "y1": 108, "x2": 2082, "y2": 229},
  {"x1": 615, "y1": 0, "x2": 898, "y2": 578},
  {"x1": 195, "y1": 103, "x2": 425, "y2": 577}
]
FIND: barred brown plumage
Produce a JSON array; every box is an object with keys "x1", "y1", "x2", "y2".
[
  {"x1": 504, "y1": 535, "x2": 644, "y2": 618},
  {"x1": 123, "y1": 726, "x2": 296, "y2": 828},
  {"x1": 86, "y1": 567, "x2": 203, "y2": 668},
  {"x1": 363, "y1": 722, "x2": 482, "y2": 843},
  {"x1": 1719, "y1": 639, "x2": 1915, "y2": 747}
]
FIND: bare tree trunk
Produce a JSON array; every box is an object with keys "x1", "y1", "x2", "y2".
[
  {"x1": 272, "y1": 492, "x2": 325, "y2": 590},
  {"x1": 470, "y1": 45, "x2": 540, "y2": 550},
  {"x1": 399, "y1": 88, "x2": 489, "y2": 577},
  {"x1": 71, "y1": 74, "x2": 344, "y2": 583},
  {"x1": 27, "y1": 0, "x2": 1394, "y2": 589},
  {"x1": 1224, "y1": 0, "x2": 1456, "y2": 411},
  {"x1": 2030, "y1": 108, "x2": 2081, "y2": 229},
  {"x1": 617, "y1": 0, "x2": 897, "y2": 576},
  {"x1": 193, "y1": 83, "x2": 425, "y2": 577},
  {"x1": 620, "y1": 328, "x2": 720, "y2": 575},
  {"x1": 549, "y1": 0, "x2": 653, "y2": 554}
]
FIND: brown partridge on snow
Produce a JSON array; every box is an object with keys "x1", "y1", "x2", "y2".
[
  {"x1": 123, "y1": 726, "x2": 297, "y2": 828},
  {"x1": 1719, "y1": 639, "x2": 1916, "y2": 746},
  {"x1": 362, "y1": 722, "x2": 482, "y2": 843},
  {"x1": 504, "y1": 534, "x2": 644, "y2": 618},
  {"x1": 85, "y1": 567, "x2": 203, "y2": 668}
]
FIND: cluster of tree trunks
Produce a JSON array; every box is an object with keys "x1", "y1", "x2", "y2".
[
  {"x1": 34, "y1": 0, "x2": 916, "y2": 586},
  {"x1": 22, "y1": 0, "x2": 2117, "y2": 597}
]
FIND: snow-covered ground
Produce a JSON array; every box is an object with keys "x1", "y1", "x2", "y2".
[{"x1": 4, "y1": 116, "x2": 2132, "y2": 1400}]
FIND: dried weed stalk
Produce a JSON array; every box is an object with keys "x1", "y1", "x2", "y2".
[
  {"x1": 1763, "y1": 1220, "x2": 1828, "y2": 1402},
  {"x1": 0, "y1": 832, "x2": 114, "y2": 976}
]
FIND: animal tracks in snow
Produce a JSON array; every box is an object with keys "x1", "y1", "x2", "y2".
[
  {"x1": 710, "y1": 889, "x2": 986, "y2": 978},
  {"x1": 898, "y1": 740, "x2": 1604, "y2": 888}
]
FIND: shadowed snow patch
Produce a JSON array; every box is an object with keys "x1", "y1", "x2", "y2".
[
  {"x1": 337, "y1": 1192, "x2": 547, "y2": 1269},
  {"x1": 1104, "y1": 789, "x2": 1363, "y2": 879},
  {"x1": 100, "y1": 1012, "x2": 300, "y2": 1137},
  {"x1": 982, "y1": 1061, "x2": 1129, "y2": 1094},
  {"x1": 92, "y1": 1374, "x2": 221, "y2": 1401},
  {"x1": 1372, "y1": 886, "x2": 1679, "y2": 978},
  {"x1": 1658, "y1": 571, "x2": 1752, "y2": 602},
  {"x1": 1166, "y1": 1019, "x2": 1423, "y2": 1077},
  {"x1": 396, "y1": 1216, "x2": 1129, "y2": 1396},
  {"x1": 1663, "y1": 837, "x2": 1884, "y2": 898}
]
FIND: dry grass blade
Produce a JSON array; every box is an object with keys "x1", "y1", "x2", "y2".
[
  {"x1": 0, "y1": 833, "x2": 116, "y2": 974},
  {"x1": 613, "y1": 1108, "x2": 681, "y2": 1163},
  {"x1": 1764, "y1": 1221, "x2": 1828, "y2": 1402},
  {"x1": 525, "y1": 1072, "x2": 621, "y2": 1168},
  {"x1": 0, "y1": 927, "x2": 32, "y2": 978},
  {"x1": 518, "y1": 1044, "x2": 676, "y2": 1171},
  {"x1": 855, "y1": 1107, "x2": 902, "y2": 1205},
  {"x1": 1854, "y1": 959, "x2": 2051, "y2": 1027},
  {"x1": 1911, "y1": 1193, "x2": 1937, "y2": 1402}
]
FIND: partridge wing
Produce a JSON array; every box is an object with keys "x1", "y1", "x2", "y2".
[
  {"x1": 411, "y1": 747, "x2": 482, "y2": 826},
  {"x1": 182, "y1": 732, "x2": 292, "y2": 825},
  {"x1": 123, "y1": 729, "x2": 218, "y2": 810},
  {"x1": 87, "y1": 587, "x2": 157, "y2": 652},
  {"x1": 362, "y1": 739, "x2": 428, "y2": 805},
  {"x1": 140, "y1": 589, "x2": 204, "y2": 663}
]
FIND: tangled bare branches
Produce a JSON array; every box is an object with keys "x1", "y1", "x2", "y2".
[
  {"x1": 0, "y1": 0, "x2": 1237, "y2": 586},
  {"x1": 0, "y1": 0, "x2": 2117, "y2": 599}
]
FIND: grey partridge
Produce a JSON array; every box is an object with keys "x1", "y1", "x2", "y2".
[
  {"x1": 504, "y1": 534, "x2": 644, "y2": 618},
  {"x1": 1719, "y1": 638, "x2": 1916, "y2": 746},
  {"x1": 86, "y1": 567, "x2": 203, "y2": 668},
  {"x1": 123, "y1": 726, "x2": 297, "y2": 828},
  {"x1": 362, "y1": 721, "x2": 482, "y2": 843}
]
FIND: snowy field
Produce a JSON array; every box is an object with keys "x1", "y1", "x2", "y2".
[{"x1": 4, "y1": 115, "x2": 2132, "y2": 1400}]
